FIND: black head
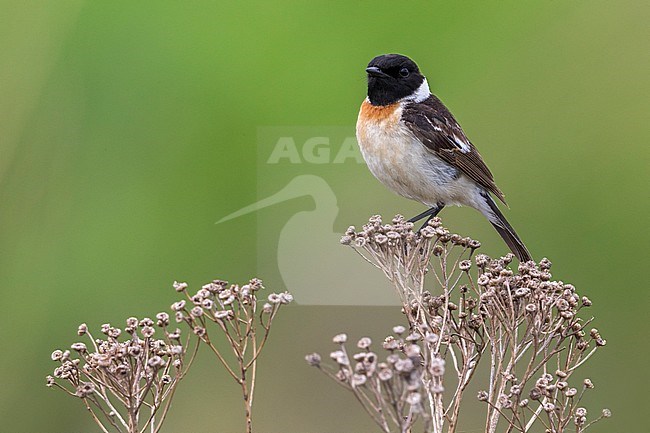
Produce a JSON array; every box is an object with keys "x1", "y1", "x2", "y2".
[{"x1": 365, "y1": 54, "x2": 427, "y2": 106}]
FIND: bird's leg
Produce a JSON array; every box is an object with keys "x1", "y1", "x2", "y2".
[
  {"x1": 402, "y1": 203, "x2": 445, "y2": 257},
  {"x1": 408, "y1": 208, "x2": 436, "y2": 223},
  {"x1": 417, "y1": 211, "x2": 443, "y2": 232},
  {"x1": 408, "y1": 203, "x2": 444, "y2": 231}
]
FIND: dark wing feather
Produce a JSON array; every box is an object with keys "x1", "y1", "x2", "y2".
[{"x1": 402, "y1": 95, "x2": 506, "y2": 204}]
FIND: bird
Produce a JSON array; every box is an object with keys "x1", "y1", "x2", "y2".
[{"x1": 355, "y1": 53, "x2": 533, "y2": 262}]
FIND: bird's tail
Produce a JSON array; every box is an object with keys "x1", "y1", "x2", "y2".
[{"x1": 482, "y1": 192, "x2": 533, "y2": 263}]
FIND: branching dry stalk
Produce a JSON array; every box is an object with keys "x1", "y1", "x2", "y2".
[
  {"x1": 307, "y1": 215, "x2": 610, "y2": 433},
  {"x1": 47, "y1": 315, "x2": 196, "y2": 433},
  {"x1": 172, "y1": 278, "x2": 292, "y2": 433},
  {"x1": 47, "y1": 277, "x2": 290, "y2": 433}
]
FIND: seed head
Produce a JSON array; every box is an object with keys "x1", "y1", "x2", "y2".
[
  {"x1": 329, "y1": 350, "x2": 349, "y2": 366},
  {"x1": 173, "y1": 281, "x2": 188, "y2": 292},
  {"x1": 378, "y1": 367, "x2": 393, "y2": 381},
  {"x1": 279, "y1": 292, "x2": 294, "y2": 304},
  {"x1": 147, "y1": 356, "x2": 164, "y2": 369},
  {"x1": 77, "y1": 324, "x2": 88, "y2": 336},
  {"x1": 383, "y1": 337, "x2": 399, "y2": 350},
  {"x1": 75, "y1": 382, "x2": 95, "y2": 398},
  {"x1": 565, "y1": 388, "x2": 577, "y2": 397},
  {"x1": 351, "y1": 373, "x2": 367, "y2": 387},
  {"x1": 529, "y1": 387, "x2": 543, "y2": 401},
  {"x1": 430, "y1": 358, "x2": 445, "y2": 377},
  {"x1": 141, "y1": 326, "x2": 155, "y2": 338},
  {"x1": 357, "y1": 337, "x2": 372, "y2": 350},
  {"x1": 305, "y1": 353, "x2": 321, "y2": 367},
  {"x1": 214, "y1": 310, "x2": 233, "y2": 320},
  {"x1": 156, "y1": 312, "x2": 170, "y2": 327},
  {"x1": 406, "y1": 392, "x2": 421, "y2": 406},
  {"x1": 394, "y1": 358, "x2": 414, "y2": 373},
  {"x1": 71, "y1": 343, "x2": 87, "y2": 353},
  {"x1": 171, "y1": 300, "x2": 186, "y2": 312}
]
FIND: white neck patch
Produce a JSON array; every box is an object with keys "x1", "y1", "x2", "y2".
[{"x1": 403, "y1": 78, "x2": 431, "y2": 103}]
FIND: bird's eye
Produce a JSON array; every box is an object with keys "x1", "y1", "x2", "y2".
[{"x1": 399, "y1": 67, "x2": 410, "y2": 77}]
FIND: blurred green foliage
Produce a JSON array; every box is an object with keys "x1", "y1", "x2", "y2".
[{"x1": 1, "y1": 1, "x2": 647, "y2": 432}]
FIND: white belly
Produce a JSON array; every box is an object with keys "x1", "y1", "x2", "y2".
[{"x1": 356, "y1": 104, "x2": 483, "y2": 210}]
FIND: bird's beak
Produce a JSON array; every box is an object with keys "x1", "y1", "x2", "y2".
[{"x1": 365, "y1": 66, "x2": 389, "y2": 78}]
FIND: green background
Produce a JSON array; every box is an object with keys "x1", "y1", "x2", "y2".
[{"x1": 1, "y1": 1, "x2": 647, "y2": 432}]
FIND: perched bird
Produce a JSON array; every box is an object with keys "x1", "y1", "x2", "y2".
[{"x1": 356, "y1": 54, "x2": 532, "y2": 262}]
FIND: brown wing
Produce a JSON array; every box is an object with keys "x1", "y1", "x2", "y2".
[{"x1": 402, "y1": 95, "x2": 506, "y2": 204}]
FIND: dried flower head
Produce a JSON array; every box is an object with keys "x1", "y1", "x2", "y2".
[
  {"x1": 173, "y1": 281, "x2": 188, "y2": 292},
  {"x1": 357, "y1": 337, "x2": 372, "y2": 349},
  {"x1": 47, "y1": 318, "x2": 191, "y2": 433},
  {"x1": 172, "y1": 277, "x2": 291, "y2": 433},
  {"x1": 305, "y1": 353, "x2": 321, "y2": 367},
  {"x1": 322, "y1": 215, "x2": 609, "y2": 433}
]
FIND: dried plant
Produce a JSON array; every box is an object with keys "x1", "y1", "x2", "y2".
[
  {"x1": 306, "y1": 330, "x2": 446, "y2": 433},
  {"x1": 172, "y1": 278, "x2": 293, "y2": 433},
  {"x1": 46, "y1": 315, "x2": 196, "y2": 433},
  {"x1": 307, "y1": 215, "x2": 610, "y2": 433}
]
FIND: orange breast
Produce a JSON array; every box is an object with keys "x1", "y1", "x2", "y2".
[
  {"x1": 357, "y1": 99, "x2": 402, "y2": 148},
  {"x1": 358, "y1": 99, "x2": 400, "y2": 122}
]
